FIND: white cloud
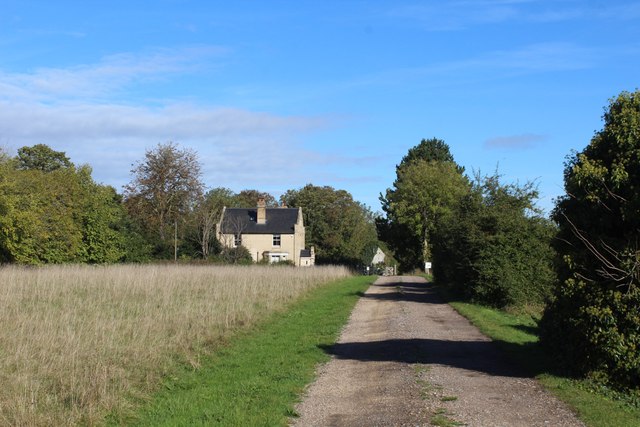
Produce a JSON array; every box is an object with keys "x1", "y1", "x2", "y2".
[
  {"x1": 0, "y1": 100, "x2": 328, "y2": 189},
  {"x1": 0, "y1": 47, "x2": 337, "y2": 192}
]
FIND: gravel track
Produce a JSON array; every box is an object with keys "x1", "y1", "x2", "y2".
[{"x1": 291, "y1": 276, "x2": 584, "y2": 427}]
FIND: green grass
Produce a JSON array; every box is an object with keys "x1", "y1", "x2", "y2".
[
  {"x1": 431, "y1": 408, "x2": 464, "y2": 427},
  {"x1": 108, "y1": 275, "x2": 374, "y2": 426},
  {"x1": 436, "y1": 285, "x2": 640, "y2": 427}
]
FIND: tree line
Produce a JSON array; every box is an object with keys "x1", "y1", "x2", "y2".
[
  {"x1": 379, "y1": 90, "x2": 640, "y2": 396},
  {"x1": 0, "y1": 143, "x2": 380, "y2": 266}
]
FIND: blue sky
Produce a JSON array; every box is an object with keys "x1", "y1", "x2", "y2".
[{"x1": 1, "y1": 1, "x2": 638, "y2": 214}]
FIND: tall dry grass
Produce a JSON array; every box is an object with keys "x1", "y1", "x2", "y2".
[{"x1": 0, "y1": 264, "x2": 350, "y2": 426}]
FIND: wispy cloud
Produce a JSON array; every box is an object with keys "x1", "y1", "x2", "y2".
[
  {"x1": 389, "y1": 0, "x2": 528, "y2": 31},
  {"x1": 0, "y1": 46, "x2": 226, "y2": 101},
  {"x1": 388, "y1": 1, "x2": 640, "y2": 30},
  {"x1": 484, "y1": 133, "x2": 548, "y2": 150},
  {"x1": 343, "y1": 41, "x2": 596, "y2": 91},
  {"x1": 0, "y1": 47, "x2": 340, "y2": 191},
  {"x1": 584, "y1": 2, "x2": 640, "y2": 21},
  {"x1": 0, "y1": 101, "x2": 323, "y2": 140},
  {"x1": 475, "y1": 42, "x2": 595, "y2": 71}
]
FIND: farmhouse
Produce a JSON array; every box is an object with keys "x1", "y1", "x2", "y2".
[{"x1": 216, "y1": 197, "x2": 315, "y2": 266}]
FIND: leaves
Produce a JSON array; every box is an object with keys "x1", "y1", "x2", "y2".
[
  {"x1": 432, "y1": 172, "x2": 556, "y2": 307},
  {"x1": 380, "y1": 139, "x2": 469, "y2": 271},
  {"x1": 124, "y1": 142, "x2": 204, "y2": 253},
  {"x1": 16, "y1": 144, "x2": 72, "y2": 172},
  {"x1": 541, "y1": 89, "x2": 640, "y2": 390},
  {"x1": 0, "y1": 152, "x2": 138, "y2": 264},
  {"x1": 281, "y1": 184, "x2": 378, "y2": 265}
]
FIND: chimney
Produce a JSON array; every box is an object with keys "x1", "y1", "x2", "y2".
[{"x1": 257, "y1": 197, "x2": 266, "y2": 224}]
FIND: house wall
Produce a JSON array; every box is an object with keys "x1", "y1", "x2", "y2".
[
  {"x1": 243, "y1": 233, "x2": 296, "y2": 264},
  {"x1": 217, "y1": 206, "x2": 308, "y2": 266},
  {"x1": 218, "y1": 229, "x2": 306, "y2": 265}
]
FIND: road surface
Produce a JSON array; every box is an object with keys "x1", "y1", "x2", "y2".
[{"x1": 291, "y1": 276, "x2": 584, "y2": 427}]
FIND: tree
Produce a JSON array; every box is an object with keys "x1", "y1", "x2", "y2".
[
  {"x1": 233, "y1": 189, "x2": 278, "y2": 208},
  {"x1": 382, "y1": 160, "x2": 470, "y2": 269},
  {"x1": 398, "y1": 137, "x2": 462, "y2": 171},
  {"x1": 189, "y1": 187, "x2": 236, "y2": 259},
  {"x1": 379, "y1": 138, "x2": 469, "y2": 271},
  {"x1": 432, "y1": 172, "x2": 556, "y2": 307},
  {"x1": 124, "y1": 142, "x2": 204, "y2": 259},
  {"x1": 77, "y1": 168, "x2": 141, "y2": 263},
  {"x1": 281, "y1": 184, "x2": 378, "y2": 265},
  {"x1": 1, "y1": 168, "x2": 84, "y2": 263},
  {"x1": 0, "y1": 147, "x2": 10, "y2": 163},
  {"x1": 16, "y1": 144, "x2": 72, "y2": 172},
  {"x1": 540, "y1": 90, "x2": 640, "y2": 390},
  {"x1": 0, "y1": 148, "x2": 142, "y2": 264}
]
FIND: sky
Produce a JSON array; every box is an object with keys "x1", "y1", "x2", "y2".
[{"x1": 1, "y1": 1, "x2": 638, "y2": 214}]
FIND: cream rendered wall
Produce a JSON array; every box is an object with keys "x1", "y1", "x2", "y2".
[{"x1": 239, "y1": 233, "x2": 297, "y2": 263}]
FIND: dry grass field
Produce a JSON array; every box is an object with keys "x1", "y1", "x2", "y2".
[{"x1": 0, "y1": 264, "x2": 350, "y2": 426}]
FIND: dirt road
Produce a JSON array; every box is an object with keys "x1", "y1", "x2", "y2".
[{"x1": 291, "y1": 276, "x2": 584, "y2": 426}]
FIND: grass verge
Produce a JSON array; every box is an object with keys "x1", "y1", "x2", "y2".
[
  {"x1": 110, "y1": 275, "x2": 374, "y2": 426},
  {"x1": 436, "y1": 285, "x2": 640, "y2": 427}
]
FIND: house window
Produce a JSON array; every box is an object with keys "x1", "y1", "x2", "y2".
[
  {"x1": 234, "y1": 233, "x2": 242, "y2": 247},
  {"x1": 269, "y1": 253, "x2": 287, "y2": 263},
  {"x1": 273, "y1": 234, "x2": 281, "y2": 247}
]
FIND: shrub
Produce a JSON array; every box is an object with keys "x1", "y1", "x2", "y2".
[
  {"x1": 540, "y1": 91, "x2": 640, "y2": 391},
  {"x1": 220, "y1": 245, "x2": 253, "y2": 264},
  {"x1": 540, "y1": 279, "x2": 640, "y2": 388},
  {"x1": 433, "y1": 173, "x2": 556, "y2": 308}
]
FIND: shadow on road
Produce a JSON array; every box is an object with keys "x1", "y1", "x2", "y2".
[
  {"x1": 360, "y1": 278, "x2": 448, "y2": 305},
  {"x1": 326, "y1": 277, "x2": 544, "y2": 379},
  {"x1": 319, "y1": 338, "x2": 532, "y2": 378}
]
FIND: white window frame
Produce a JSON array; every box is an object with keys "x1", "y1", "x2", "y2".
[{"x1": 269, "y1": 252, "x2": 288, "y2": 263}]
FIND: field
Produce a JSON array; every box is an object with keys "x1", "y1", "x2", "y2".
[{"x1": 0, "y1": 264, "x2": 351, "y2": 426}]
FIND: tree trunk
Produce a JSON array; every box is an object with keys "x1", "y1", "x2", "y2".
[{"x1": 174, "y1": 219, "x2": 177, "y2": 262}]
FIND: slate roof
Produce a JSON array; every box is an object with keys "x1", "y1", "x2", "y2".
[
  {"x1": 220, "y1": 208, "x2": 299, "y2": 234},
  {"x1": 300, "y1": 249, "x2": 312, "y2": 258}
]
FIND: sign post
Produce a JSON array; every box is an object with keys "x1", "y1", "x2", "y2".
[{"x1": 424, "y1": 261, "x2": 432, "y2": 275}]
